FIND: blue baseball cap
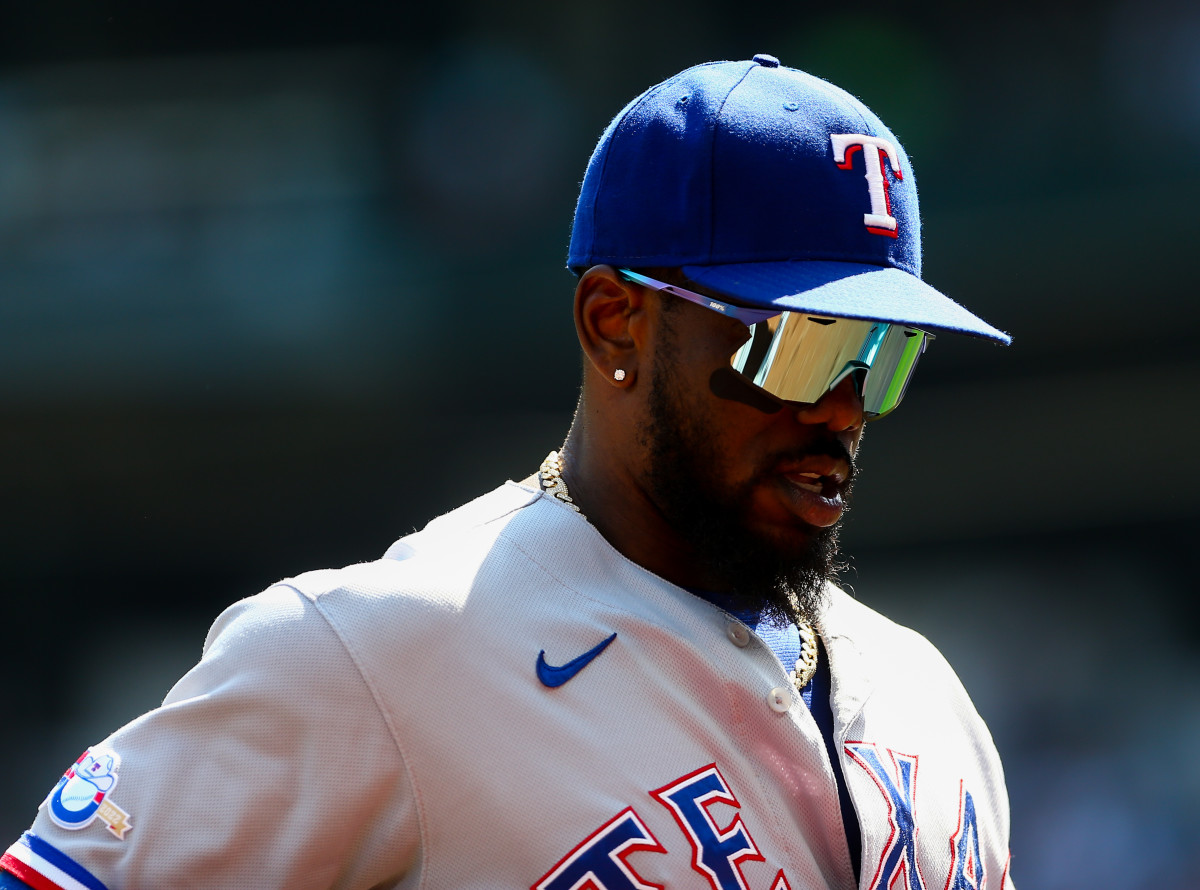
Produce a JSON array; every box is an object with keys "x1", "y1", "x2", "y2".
[{"x1": 568, "y1": 55, "x2": 1010, "y2": 344}]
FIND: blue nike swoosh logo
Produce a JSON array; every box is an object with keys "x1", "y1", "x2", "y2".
[{"x1": 536, "y1": 632, "x2": 618, "y2": 688}]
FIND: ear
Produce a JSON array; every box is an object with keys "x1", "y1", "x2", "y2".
[{"x1": 573, "y1": 265, "x2": 647, "y2": 387}]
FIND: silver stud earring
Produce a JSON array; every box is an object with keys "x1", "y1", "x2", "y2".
[{"x1": 613, "y1": 369, "x2": 627, "y2": 381}]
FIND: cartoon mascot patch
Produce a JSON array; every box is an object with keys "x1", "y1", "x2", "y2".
[{"x1": 44, "y1": 748, "x2": 132, "y2": 839}]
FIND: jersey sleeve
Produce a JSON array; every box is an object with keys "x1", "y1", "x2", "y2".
[{"x1": 3, "y1": 584, "x2": 419, "y2": 890}]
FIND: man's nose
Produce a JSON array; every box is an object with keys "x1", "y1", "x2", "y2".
[{"x1": 793, "y1": 375, "x2": 864, "y2": 432}]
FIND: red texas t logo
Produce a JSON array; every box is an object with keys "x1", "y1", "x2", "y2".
[{"x1": 830, "y1": 133, "x2": 903, "y2": 238}]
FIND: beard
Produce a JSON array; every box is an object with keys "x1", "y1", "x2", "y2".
[{"x1": 639, "y1": 335, "x2": 854, "y2": 626}]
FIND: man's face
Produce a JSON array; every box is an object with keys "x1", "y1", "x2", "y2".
[{"x1": 637, "y1": 290, "x2": 864, "y2": 624}]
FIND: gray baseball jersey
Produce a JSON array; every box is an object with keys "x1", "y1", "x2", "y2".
[{"x1": 3, "y1": 481, "x2": 1013, "y2": 889}]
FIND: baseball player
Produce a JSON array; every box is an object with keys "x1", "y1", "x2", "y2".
[{"x1": 2, "y1": 55, "x2": 1015, "y2": 890}]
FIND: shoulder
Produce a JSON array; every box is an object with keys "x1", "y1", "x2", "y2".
[
  {"x1": 382, "y1": 479, "x2": 543, "y2": 561},
  {"x1": 822, "y1": 582, "x2": 1008, "y2": 772},
  {"x1": 205, "y1": 481, "x2": 591, "y2": 669},
  {"x1": 187, "y1": 484, "x2": 547, "y2": 692},
  {"x1": 822, "y1": 584, "x2": 962, "y2": 681},
  {"x1": 230, "y1": 481, "x2": 547, "y2": 620},
  {"x1": 820, "y1": 583, "x2": 1003, "y2": 756}
]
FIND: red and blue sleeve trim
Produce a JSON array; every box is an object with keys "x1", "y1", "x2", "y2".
[{"x1": 0, "y1": 834, "x2": 109, "y2": 890}]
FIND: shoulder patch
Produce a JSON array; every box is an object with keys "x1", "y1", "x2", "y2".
[{"x1": 42, "y1": 749, "x2": 132, "y2": 840}]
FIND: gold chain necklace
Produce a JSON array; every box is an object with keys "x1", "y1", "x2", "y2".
[
  {"x1": 539, "y1": 450, "x2": 580, "y2": 513},
  {"x1": 538, "y1": 450, "x2": 818, "y2": 692}
]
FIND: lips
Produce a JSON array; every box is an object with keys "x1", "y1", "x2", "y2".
[{"x1": 776, "y1": 455, "x2": 851, "y2": 528}]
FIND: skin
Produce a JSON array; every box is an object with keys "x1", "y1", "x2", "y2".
[{"x1": 559, "y1": 264, "x2": 865, "y2": 594}]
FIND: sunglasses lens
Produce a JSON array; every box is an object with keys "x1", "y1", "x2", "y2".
[
  {"x1": 730, "y1": 314, "x2": 928, "y2": 419},
  {"x1": 861, "y1": 326, "x2": 928, "y2": 418}
]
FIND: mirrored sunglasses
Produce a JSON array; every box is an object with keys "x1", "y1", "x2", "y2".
[{"x1": 619, "y1": 269, "x2": 932, "y2": 420}]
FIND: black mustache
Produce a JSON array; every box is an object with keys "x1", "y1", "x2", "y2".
[{"x1": 771, "y1": 440, "x2": 857, "y2": 481}]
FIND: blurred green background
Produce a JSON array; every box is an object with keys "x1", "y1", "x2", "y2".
[{"x1": 3, "y1": 2, "x2": 1199, "y2": 886}]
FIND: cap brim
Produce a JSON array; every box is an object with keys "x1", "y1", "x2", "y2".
[{"x1": 682, "y1": 261, "x2": 1011, "y2": 345}]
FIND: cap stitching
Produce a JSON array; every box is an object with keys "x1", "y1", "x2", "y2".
[
  {"x1": 585, "y1": 62, "x2": 731, "y2": 264},
  {"x1": 705, "y1": 62, "x2": 758, "y2": 260}
]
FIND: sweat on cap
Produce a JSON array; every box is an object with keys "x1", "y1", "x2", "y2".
[{"x1": 568, "y1": 54, "x2": 1010, "y2": 344}]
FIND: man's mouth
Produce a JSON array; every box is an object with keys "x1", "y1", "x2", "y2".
[
  {"x1": 774, "y1": 455, "x2": 852, "y2": 527},
  {"x1": 779, "y1": 455, "x2": 850, "y2": 494},
  {"x1": 789, "y1": 471, "x2": 839, "y2": 496}
]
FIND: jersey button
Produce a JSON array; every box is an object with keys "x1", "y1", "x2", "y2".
[
  {"x1": 767, "y1": 686, "x2": 792, "y2": 712},
  {"x1": 726, "y1": 621, "x2": 751, "y2": 647}
]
